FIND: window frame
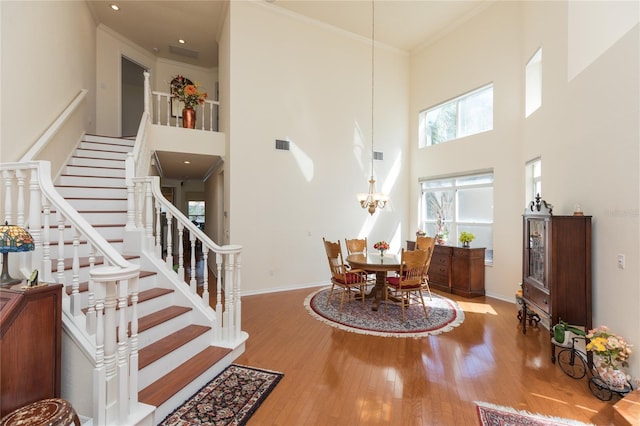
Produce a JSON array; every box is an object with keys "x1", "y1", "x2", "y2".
[
  {"x1": 419, "y1": 83, "x2": 494, "y2": 147},
  {"x1": 419, "y1": 171, "x2": 494, "y2": 263},
  {"x1": 525, "y1": 48, "x2": 542, "y2": 117}
]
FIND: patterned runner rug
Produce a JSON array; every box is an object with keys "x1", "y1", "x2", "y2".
[
  {"x1": 304, "y1": 287, "x2": 464, "y2": 338},
  {"x1": 476, "y1": 401, "x2": 594, "y2": 426},
  {"x1": 160, "y1": 364, "x2": 283, "y2": 426}
]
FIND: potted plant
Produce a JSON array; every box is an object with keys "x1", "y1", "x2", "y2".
[
  {"x1": 552, "y1": 320, "x2": 586, "y2": 346},
  {"x1": 459, "y1": 231, "x2": 475, "y2": 248}
]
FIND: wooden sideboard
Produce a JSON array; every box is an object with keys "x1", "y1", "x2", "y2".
[
  {"x1": 0, "y1": 283, "x2": 63, "y2": 418},
  {"x1": 407, "y1": 241, "x2": 486, "y2": 298}
]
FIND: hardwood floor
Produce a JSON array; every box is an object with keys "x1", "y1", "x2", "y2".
[{"x1": 234, "y1": 287, "x2": 617, "y2": 425}]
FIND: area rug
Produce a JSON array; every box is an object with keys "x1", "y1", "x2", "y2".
[
  {"x1": 304, "y1": 287, "x2": 464, "y2": 338},
  {"x1": 159, "y1": 364, "x2": 283, "y2": 426},
  {"x1": 476, "y1": 401, "x2": 594, "y2": 426}
]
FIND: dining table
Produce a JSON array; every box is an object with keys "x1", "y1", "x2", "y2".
[{"x1": 346, "y1": 252, "x2": 401, "y2": 311}]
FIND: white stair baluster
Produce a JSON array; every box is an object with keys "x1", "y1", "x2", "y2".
[
  {"x1": 165, "y1": 213, "x2": 173, "y2": 269},
  {"x1": 41, "y1": 198, "x2": 53, "y2": 283},
  {"x1": 56, "y1": 212, "x2": 65, "y2": 284},
  {"x1": 2, "y1": 169, "x2": 14, "y2": 225},
  {"x1": 190, "y1": 232, "x2": 196, "y2": 292},
  {"x1": 15, "y1": 169, "x2": 25, "y2": 227}
]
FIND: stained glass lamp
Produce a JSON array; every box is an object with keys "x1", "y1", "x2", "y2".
[{"x1": 0, "y1": 221, "x2": 35, "y2": 286}]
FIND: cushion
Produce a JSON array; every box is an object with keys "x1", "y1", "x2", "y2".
[
  {"x1": 334, "y1": 272, "x2": 364, "y2": 285},
  {"x1": 387, "y1": 276, "x2": 421, "y2": 289}
]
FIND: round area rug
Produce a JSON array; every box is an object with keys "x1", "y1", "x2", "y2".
[{"x1": 304, "y1": 287, "x2": 465, "y2": 338}]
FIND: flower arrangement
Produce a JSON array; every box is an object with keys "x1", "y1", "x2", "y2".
[
  {"x1": 373, "y1": 241, "x2": 389, "y2": 254},
  {"x1": 171, "y1": 75, "x2": 208, "y2": 109},
  {"x1": 587, "y1": 326, "x2": 632, "y2": 369},
  {"x1": 587, "y1": 325, "x2": 632, "y2": 389},
  {"x1": 435, "y1": 214, "x2": 449, "y2": 245}
]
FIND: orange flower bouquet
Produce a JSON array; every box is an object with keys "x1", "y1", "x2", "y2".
[{"x1": 171, "y1": 75, "x2": 208, "y2": 108}]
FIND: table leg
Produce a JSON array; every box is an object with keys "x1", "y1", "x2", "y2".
[{"x1": 370, "y1": 271, "x2": 387, "y2": 311}]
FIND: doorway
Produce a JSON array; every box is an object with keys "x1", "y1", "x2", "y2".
[{"x1": 121, "y1": 57, "x2": 145, "y2": 137}]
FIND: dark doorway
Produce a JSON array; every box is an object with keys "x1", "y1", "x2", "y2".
[{"x1": 121, "y1": 57, "x2": 145, "y2": 137}]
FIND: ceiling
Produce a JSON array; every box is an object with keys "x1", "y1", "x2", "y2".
[
  {"x1": 88, "y1": 0, "x2": 490, "y2": 68},
  {"x1": 87, "y1": 0, "x2": 489, "y2": 180}
]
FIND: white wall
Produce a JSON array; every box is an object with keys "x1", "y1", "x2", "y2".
[
  {"x1": 410, "y1": 0, "x2": 639, "y2": 376},
  {"x1": 0, "y1": 0, "x2": 96, "y2": 162},
  {"x1": 410, "y1": 1, "x2": 524, "y2": 301},
  {"x1": 228, "y1": 1, "x2": 410, "y2": 293}
]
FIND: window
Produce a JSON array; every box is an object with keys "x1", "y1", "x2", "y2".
[
  {"x1": 525, "y1": 158, "x2": 541, "y2": 202},
  {"x1": 419, "y1": 172, "x2": 494, "y2": 262},
  {"x1": 188, "y1": 201, "x2": 205, "y2": 230},
  {"x1": 419, "y1": 84, "x2": 493, "y2": 147},
  {"x1": 525, "y1": 48, "x2": 542, "y2": 117}
]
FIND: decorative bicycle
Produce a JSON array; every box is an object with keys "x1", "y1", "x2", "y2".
[{"x1": 553, "y1": 333, "x2": 633, "y2": 401}]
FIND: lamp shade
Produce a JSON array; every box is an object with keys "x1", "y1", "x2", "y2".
[{"x1": 0, "y1": 222, "x2": 35, "y2": 253}]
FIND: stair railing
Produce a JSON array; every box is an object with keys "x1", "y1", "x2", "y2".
[
  {"x1": 144, "y1": 71, "x2": 219, "y2": 132},
  {"x1": 129, "y1": 176, "x2": 243, "y2": 344},
  {"x1": 0, "y1": 161, "x2": 141, "y2": 426}
]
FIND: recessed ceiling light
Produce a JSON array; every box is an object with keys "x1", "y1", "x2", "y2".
[
  {"x1": 110, "y1": 4, "x2": 120, "y2": 11},
  {"x1": 178, "y1": 39, "x2": 185, "y2": 44},
  {"x1": 184, "y1": 160, "x2": 191, "y2": 164}
]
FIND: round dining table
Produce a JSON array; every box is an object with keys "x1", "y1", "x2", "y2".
[{"x1": 346, "y1": 253, "x2": 401, "y2": 311}]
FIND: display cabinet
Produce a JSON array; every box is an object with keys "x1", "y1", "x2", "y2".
[{"x1": 521, "y1": 195, "x2": 592, "y2": 361}]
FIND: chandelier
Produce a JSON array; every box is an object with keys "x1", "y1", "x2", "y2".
[{"x1": 357, "y1": 0, "x2": 388, "y2": 215}]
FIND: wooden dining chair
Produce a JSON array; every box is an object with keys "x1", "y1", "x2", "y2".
[
  {"x1": 416, "y1": 236, "x2": 436, "y2": 251},
  {"x1": 415, "y1": 236, "x2": 436, "y2": 300},
  {"x1": 323, "y1": 238, "x2": 368, "y2": 314},
  {"x1": 345, "y1": 237, "x2": 375, "y2": 284},
  {"x1": 345, "y1": 237, "x2": 367, "y2": 256},
  {"x1": 385, "y1": 248, "x2": 429, "y2": 322}
]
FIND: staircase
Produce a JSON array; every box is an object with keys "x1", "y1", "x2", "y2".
[{"x1": 49, "y1": 134, "x2": 243, "y2": 423}]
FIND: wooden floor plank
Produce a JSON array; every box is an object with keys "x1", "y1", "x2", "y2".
[{"x1": 234, "y1": 287, "x2": 617, "y2": 425}]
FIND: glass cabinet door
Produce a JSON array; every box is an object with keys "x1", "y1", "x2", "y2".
[{"x1": 526, "y1": 217, "x2": 548, "y2": 289}]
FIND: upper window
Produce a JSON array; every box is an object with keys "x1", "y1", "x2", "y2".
[
  {"x1": 419, "y1": 172, "x2": 494, "y2": 263},
  {"x1": 419, "y1": 84, "x2": 494, "y2": 147},
  {"x1": 525, "y1": 158, "x2": 542, "y2": 202},
  {"x1": 525, "y1": 48, "x2": 542, "y2": 117}
]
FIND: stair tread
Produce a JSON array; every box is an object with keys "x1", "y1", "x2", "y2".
[
  {"x1": 66, "y1": 164, "x2": 125, "y2": 170},
  {"x1": 67, "y1": 273, "x2": 159, "y2": 295},
  {"x1": 50, "y1": 238, "x2": 123, "y2": 246},
  {"x1": 139, "y1": 346, "x2": 232, "y2": 408},
  {"x1": 60, "y1": 255, "x2": 138, "y2": 270},
  {"x1": 139, "y1": 324, "x2": 211, "y2": 369},
  {"x1": 138, "y1": 305, "x2": 192, "y2": 333}
]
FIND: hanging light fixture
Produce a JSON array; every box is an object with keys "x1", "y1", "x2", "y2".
[{"x1": 357, "y1": 0, "x2": 389, "y2": 215}]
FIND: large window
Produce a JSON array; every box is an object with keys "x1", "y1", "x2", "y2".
[
  {"x1": 419, "y1": 84, "x2": 494, "y2": 147},
  {"x1": 419, "y1": 172, "x2": 494, "y2": 262}
]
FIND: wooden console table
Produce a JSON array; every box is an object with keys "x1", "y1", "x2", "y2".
[
  {"x1": 407, "y1": 241, "x2": 485, "y2": 298},
  {"x1": 0, "y1": 283, "x2": 63, "y2": 417}
]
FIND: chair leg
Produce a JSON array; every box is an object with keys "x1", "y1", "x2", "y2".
[
  {"x1": 418, "y1": 289, "x2": 428, "y2": 319},
  {"x1": 360, "y1": 284, "x2": 365, "y2": 308},
  {"x1": 326, "y1": 284, "x2": 336, "y2": 306},
  {"x1": 423, "y1": 279, "x2": 432, "y2": 301},
  {"x1": 339, "y1": 287, "x2": 346, "y2": 313},
  {"x1": 400, "y1": 292, "x2": 406, "y2": 322}
]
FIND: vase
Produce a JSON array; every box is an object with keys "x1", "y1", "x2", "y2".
[
  {"x1": 182, "y1": 107, "x2": 196, "y2": 129},
  {"x1": 379, "y1": 250, "x2": 386, "y2": 257},
  {"x1": 462, "y1": 241, "x2": 470, "y2": 248},
  {"x1": 594, "y1": 356, "x2": 629, "y2": 391}
]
